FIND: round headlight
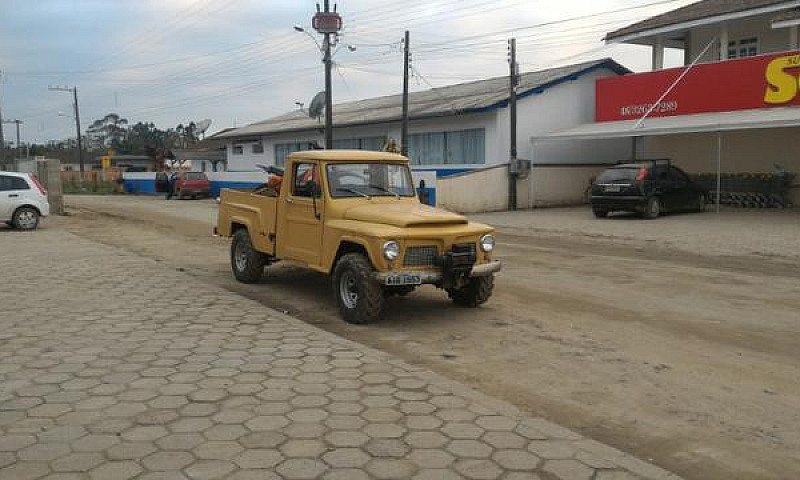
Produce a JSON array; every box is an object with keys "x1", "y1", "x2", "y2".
[
  {"x1": 479, "y1": 234, "x2": 495, "y2": 253},
  {"x1": 383, "y1": 241, "x2": 400, "y2": 261}
]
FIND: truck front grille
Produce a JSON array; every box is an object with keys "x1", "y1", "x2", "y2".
[{"x1": 403, "y1": 246, "x2": 438, "y2": 267}]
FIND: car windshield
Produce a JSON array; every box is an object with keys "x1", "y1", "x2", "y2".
[
  {"x1": 327, "y1": 163, "x2": 415, "y2": 198},
  {"x1": 596, "y1": 168, "x2": 640, "y2": 184}
]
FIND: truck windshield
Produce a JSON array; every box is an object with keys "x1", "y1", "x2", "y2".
[{"x1": 327, "y1": 163, "x2": 416, "y2": 198}]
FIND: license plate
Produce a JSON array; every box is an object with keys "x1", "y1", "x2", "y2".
[
  {"x1": 385, "y1": 273, "x2": 422, "y2": 286},
  {"x1": 605, "y1": 185, "x2": 621, "y2": 193}
]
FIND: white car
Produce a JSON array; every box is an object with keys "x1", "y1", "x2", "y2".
[{"x1": 0, "y1": 172, "x2": 50, "y2": 230}]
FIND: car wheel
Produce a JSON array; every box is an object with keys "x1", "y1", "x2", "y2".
[
  {"x1": 447, "y1": 275, "x2": 494, "y2": 308},
  {"x1": 231, "y1": 229, "x2": 266, "y2": 283},
  {"x1": 643, "y1": 197, "x2": 661, "y2": 219},
  {"x1": 12, "y1": 207, "x2": 40, "y2": 230},
  {"x1": 592, "y1": 207, "x2": 609, "y2": 218},
  {"x1": 333, "y1": 253, "x2": 384, "y2": 325},
  {"x1": 697, "y1": 193, "x2": 706, "y2": 212}
]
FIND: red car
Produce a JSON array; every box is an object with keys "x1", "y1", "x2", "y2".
[{"x1": 171, "y1": 172, "x2": 210, "y2": 200}]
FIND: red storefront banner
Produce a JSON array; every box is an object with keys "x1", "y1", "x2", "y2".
[{"x1": 596, "y1": 50, "x2": 800, "y2": 122}]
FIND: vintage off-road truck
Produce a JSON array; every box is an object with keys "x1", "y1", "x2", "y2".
[{"x1": 215, "y1": 150, "x2": 501, "y2": 324}]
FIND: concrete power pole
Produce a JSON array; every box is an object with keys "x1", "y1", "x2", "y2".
[
  {"x1": 49, "y1": 86, "x2": 84, "y2": 174},
  {"x1": 1, "y1": 119, "x2": 22, "y2": 171},
  {"x1": 401, "y1": 30, "x2": 410, "y2": 157},
  {"x1": 322, "y1": 0, "x2": 334, "y2": 149},
  {"x1": 508, "y1": 38, "x2": 518, "y2": 211},
  {"x1": 0, "y1": 70, "x2": 5, "y2": 168}
]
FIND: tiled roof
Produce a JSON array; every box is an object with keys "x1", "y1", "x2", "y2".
[{"x1": 606, "y1": 0, "x2": 794, "y2": 41}]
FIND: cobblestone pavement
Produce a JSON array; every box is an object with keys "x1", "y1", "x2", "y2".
[{"x1": 0, "y1": 229, "x2": 680, "y2": 480}]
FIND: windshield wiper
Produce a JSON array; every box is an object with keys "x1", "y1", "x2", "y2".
[
  {"x1": 336, "y1": 187, "x2": 371, "y2": 199},
  {"x1": 368, "y1": 184, "x2": 400, "y2": 199}
]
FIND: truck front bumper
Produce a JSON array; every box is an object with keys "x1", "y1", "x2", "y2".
[{"x1": 373, "y1": 261, "x2": 502, "y2": 285}]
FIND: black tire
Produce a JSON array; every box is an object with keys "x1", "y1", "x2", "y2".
[
  {"x1": 696, "y1": 193, "x2": 706, "y2": 212},
  {"x1": 447, "y1": 275, "x2": 494, "y2": 308},
  {"x1": 333, "y1": 253, "x2": 384, "y2": 325},
  {"x1": 231, "y1": 229, "x2": 266, "y2": 283},
  {"x1": 592, "y1": 207, "x2": 609, "y2": 218},
  {"x1": 12, "y1": 207, "x2": 40, "y2": 231},
  {"x1": 643, "y1": 197, "x2": 661, "y2": 219}
]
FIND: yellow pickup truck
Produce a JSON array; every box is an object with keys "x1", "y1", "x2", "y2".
[{"x1": 216, "y1": 150, "x2": 501, "y2": 324}]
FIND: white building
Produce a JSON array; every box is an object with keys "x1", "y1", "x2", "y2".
[
  {"x1": 543, "y1": 0, "x2": 800, "y2": 208},
  {"x1": 212, "y1": 59, "x2": 631, "y2": 209}
]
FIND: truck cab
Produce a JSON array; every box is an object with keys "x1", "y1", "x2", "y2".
[{"x1": 216, "y1": 150, "x2": 501, "y2": 324}]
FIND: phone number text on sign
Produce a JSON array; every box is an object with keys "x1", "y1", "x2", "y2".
[{"x1": 620, "y1": 101, "x2": 679, "y2": 118}]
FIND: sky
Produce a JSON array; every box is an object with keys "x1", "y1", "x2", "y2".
[{"x1": 0, "y1": 0, "x2": 695, "y2": 144}]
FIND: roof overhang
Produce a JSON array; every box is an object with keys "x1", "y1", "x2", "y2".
[
  {"x1": 606, "y1": 0, "x2": 800, "y2": 45},
  {"x1": 538, "y1": 107, "x2": 800, "y2": 141},
  {"x1": 773, "y1": 17, "x2": 800, "y2": 28}
]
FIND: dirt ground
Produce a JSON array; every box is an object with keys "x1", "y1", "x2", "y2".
[{"x1": 57, "y1": 195, "x2": 800, "y2": 480}]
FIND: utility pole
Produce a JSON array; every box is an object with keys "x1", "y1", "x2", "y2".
[
  {"x1": 401, "y1": 30, "x2": 410, "y2": 157},
  {"x1": 1, "y1": 119, "x2": 22, "y2": 171},
  {"x1": 508, "y1": 38, "x2": 518, "y2": 211},
  {"x1": 49, "y1": 86, "x2": 84, "y2": 174},
  {"x1": 0, "y1": 70, "x2": 5, "y2": 168}
]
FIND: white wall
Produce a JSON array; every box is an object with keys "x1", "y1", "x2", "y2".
[{"x1": 689, "y1": 15, "x2": 798, "y2": 63}]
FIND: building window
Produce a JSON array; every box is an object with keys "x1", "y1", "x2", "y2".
[
  {"x1": 232, "y1": 145, "x2": 244, "y2": 155},
  {"x1": 727, "y1": 37, "x2": 758, "y2": 59},
  {"x1": 252, "y1": 142, "x2": 264, "y2": 154},
  {"x1": 408, "y1": 128, "x2": 485, "y2": 165},
  {"x1": 333, "y1": 136, "x2": 386, "y2": 151},
  {"x1": 275, "y1": 142, "x2": 315, "y2": 168}
]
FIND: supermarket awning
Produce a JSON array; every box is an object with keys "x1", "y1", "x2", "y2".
[{"x1": 539, "y1": 107, "x2": 800, "y2": 141}]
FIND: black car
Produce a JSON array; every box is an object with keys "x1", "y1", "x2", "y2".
[{"x1": 590, "y1": 160, "x2": 707, "y2": 219}]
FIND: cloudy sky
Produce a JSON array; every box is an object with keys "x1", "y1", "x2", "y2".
[{"x1": 0, "y1": 0, "x2": 694, "y2": 144}]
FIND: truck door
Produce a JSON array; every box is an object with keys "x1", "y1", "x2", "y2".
[{"x1": 279, "y1": 161, "x2": 323, "y2": 265}]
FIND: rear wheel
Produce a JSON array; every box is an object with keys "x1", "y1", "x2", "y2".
[
  {"x1": 333, "y1": 253, "x2": 384, "y2": 325},
  {"x1": 231, "y1": 229, "x2": 266, "y2": 283},
  {"x1": 592, "y1": 207, "x2": 609, "y2": 218},
  {"x1": 643, "y1": 197, "x2": 661, "y2": 219},
  {"x1": 696, "y1": 193, "x2": 706, "y2": 212},
  {"x1": 447, "y1": 275, "x2": 494, "y2": 308},
  {"x1": 12, "y1": 207, "x2": 40, "y2": 230}
]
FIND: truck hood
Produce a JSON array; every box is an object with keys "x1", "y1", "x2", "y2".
[{"x1": 343, "y1": 202, "x2": 468, "y2": 227}]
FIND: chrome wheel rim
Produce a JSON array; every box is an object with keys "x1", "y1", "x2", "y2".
[
  {"x1": 234, "y1": 242, "x2": 248, "y2": 271},
  {"x1": 339, "y1": 271, "x2": 359, "y2": 309},
  {"x1": 17, "y1": 211, "x2": 37, "y2": 229}
]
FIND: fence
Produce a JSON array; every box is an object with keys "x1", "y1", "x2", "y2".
[{"x1": 61, "y1": 170, "x2": 124, "y2": 194}]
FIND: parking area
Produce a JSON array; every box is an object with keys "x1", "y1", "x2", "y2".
[
  {"x1": 472, "y1": 206, "x2": 800, "y2": 261},
  {"x1": 0, "y1": 228, "x2": 677, "y2": 480}
]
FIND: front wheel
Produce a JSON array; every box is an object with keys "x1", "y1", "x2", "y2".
[
  {"x1": 333, "y1": 253, "x2": 384, "y2": 325},
  {"x1": 643, "y1": 197, "x2": 661, "y2": 219},
  {"x1": 231, "y1": 229, "x2": 266, "y2": 283},
  {"x1": 592, "y1": 207, "x2": 609, "y2": 218},
  {"x1": 12, "y1": 207, "x2": 40, "y2": 230},
  {"x1": 447, "y1": 275, "x2": 494, "y2": 308}
]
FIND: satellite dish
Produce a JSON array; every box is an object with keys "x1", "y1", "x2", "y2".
[
  {"x1": 195, "y1": 119, "x2": 212, "y2": 135},
  {"x1": 308, "y1": 92, "x2": 325, "y2": 120}
]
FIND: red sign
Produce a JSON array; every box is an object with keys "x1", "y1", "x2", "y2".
[
  {"x1": 596, "y1": 50, "x2": 800, "y2": 122},
  {"x1": 313, "y1": 12, "x2": 342, "y2": 34}
]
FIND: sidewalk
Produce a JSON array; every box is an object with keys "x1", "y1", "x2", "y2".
[{"x1": 0, "y1": 228, "x2": 680, "y2": 480}]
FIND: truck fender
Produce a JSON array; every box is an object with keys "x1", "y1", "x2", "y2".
[{"x1": 329, "y1": 237, "x2": 379, "y2": 274}]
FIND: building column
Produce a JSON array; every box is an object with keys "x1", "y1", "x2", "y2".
[
  {"x1": 720, "y1": 24, "x2": 729, "y2": 61},
  {"x1": 791, "y1": 25, "x2": 799, "y2": 50},
  {"x1": 652, "y1": 36, "x2": 665, "y2": 70},
  {"x1": 683, "y1": 32, "x2": 692, "y2": 65}
]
